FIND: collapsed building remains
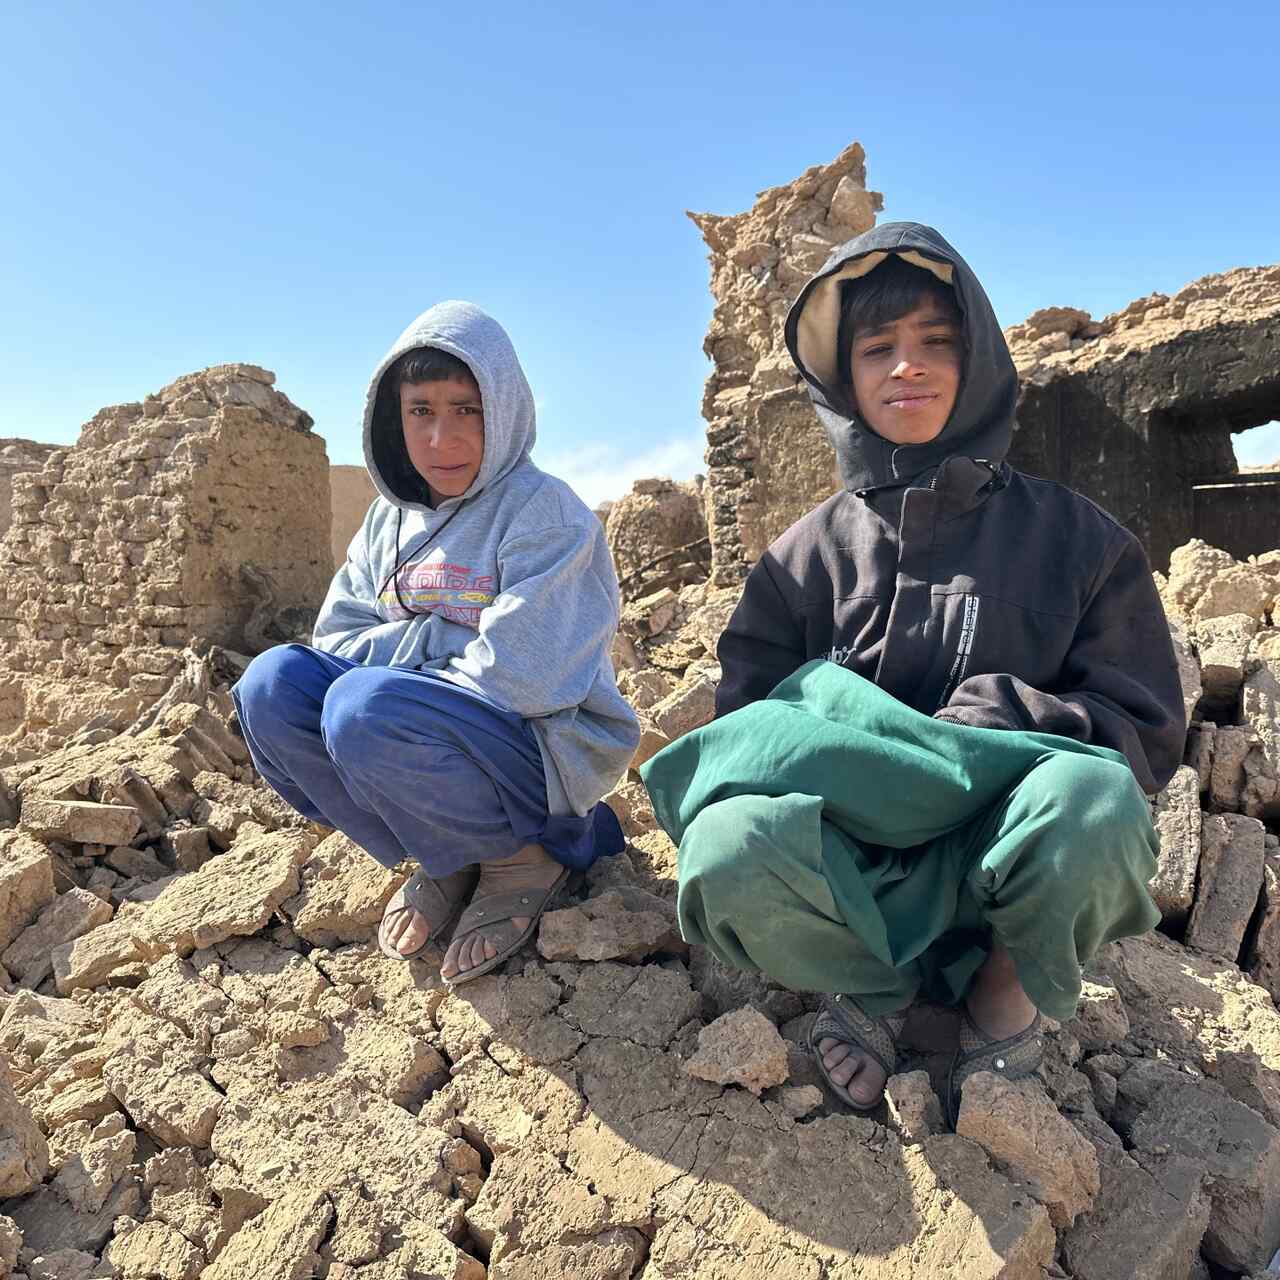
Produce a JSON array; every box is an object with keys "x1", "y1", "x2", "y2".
[
  {"x1": 694, "y1": 143, "x2": 1280, "y2": 580},
  {"x1": 0, "y1": 366, "x2": 332, "y2": 764},
  {"x1": 691, "y1": 143, "x2": 882, "y2": 586},
  {"x1": 1007, "y1": 266, "x2": 1280, "y2": 570}
]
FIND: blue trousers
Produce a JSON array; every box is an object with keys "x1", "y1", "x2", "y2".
[{"x1": 231, "y1": 644, "x2": 622, "y2": 877}]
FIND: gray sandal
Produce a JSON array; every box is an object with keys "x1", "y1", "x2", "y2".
[
  {"x1": 946, "y1": 1008, "x2": 1044, "y2": 1127},
  {"x1": 378, "y1": 866, "x2": 479, "y2": 961},
  {"x1": 809, "y1": 993, "x2": 909, "y2": 1112},
  {"x1": 443, "y1": 866, "x2": 569, "y2": 987}
]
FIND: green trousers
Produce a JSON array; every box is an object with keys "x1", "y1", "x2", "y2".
[{"x1": 640, "y1": 661, "x2": 1160, "y2": 1021}]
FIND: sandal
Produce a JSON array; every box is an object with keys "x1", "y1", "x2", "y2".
[
  {"x1": 443, "y1": 864, "x2": 569, "y2": 987},
  {"x1": 378, "y1": 865, "x2": 479, "y2": 961},
  {"x1": 809, "y1": 993, "x2": 909, "y2": 1112},
  {"x1": 946, "y1": 1008, "x2": 1044, "y2": 1128}
]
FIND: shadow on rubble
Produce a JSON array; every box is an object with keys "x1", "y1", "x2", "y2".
[{"x1": 396, "y1": 921, "x2": 1045, "y2": 1268}]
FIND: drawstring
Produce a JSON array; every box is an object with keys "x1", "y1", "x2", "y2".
[{"x1": 378, "y1": 502, "x2": 465, "y2": 615}]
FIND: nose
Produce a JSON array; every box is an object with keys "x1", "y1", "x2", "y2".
[
  {"x1": 425, "y1": 420, "x2": 456, "y2": 448},
  {"x1": 890, "y1": 356, "x2": 926, "y2": 379}
]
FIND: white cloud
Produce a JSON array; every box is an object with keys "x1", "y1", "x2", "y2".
[{"x1": 534, "y1": 432, "x2": 706, "y2": 509}]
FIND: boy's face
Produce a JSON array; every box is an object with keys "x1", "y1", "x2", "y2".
[
  {"x1": 400, "y1": 374, "x2": 485, "y2": 504},
  {"x1": 847, "y1": 301, "x2": 962, "y2": 447}
]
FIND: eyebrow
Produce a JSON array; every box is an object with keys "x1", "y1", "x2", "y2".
[
  {"x1": 403, "y1": 391, "x2": 482, "y2": 406},
  {"x1": 859, "y1": 316, "x2": 959, "y2": 338}
]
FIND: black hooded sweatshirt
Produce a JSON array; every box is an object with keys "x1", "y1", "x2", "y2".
[{"x1": 715, "y1": 222, "x2": 1185, "y2": 795}]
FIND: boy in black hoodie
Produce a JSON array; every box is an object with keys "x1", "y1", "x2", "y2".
[{"x1": 642, "y1": 223, "x2": 1184, "y2": 1119}]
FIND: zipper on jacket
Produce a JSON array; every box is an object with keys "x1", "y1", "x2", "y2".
[{"x1": 937, "y1": 593, "x2": 980, "y2": 710}]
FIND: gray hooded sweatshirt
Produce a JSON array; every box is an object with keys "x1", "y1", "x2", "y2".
[{"x1": 312, "y1": 301, "x2": 640, "y2": 816}]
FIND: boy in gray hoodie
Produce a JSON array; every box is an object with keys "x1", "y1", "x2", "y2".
[{"x1": 234, "y1": 302, "x2": 639, "y2": 984}]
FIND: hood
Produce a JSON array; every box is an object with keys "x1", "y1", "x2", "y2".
[
  {"x1": 783, "y1": 222, "x2": 1018, "y2": 493},
  {"x1": 363, "y1": 301, "x2": 536, "y2": 509}
]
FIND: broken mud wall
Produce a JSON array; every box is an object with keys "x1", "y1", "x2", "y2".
[
  {"x1": 0, "y1": 442, "x2": 59, "y2": 542},
  {"x1": 692, "y1": 143, "x2": 882, "y2": 586},
  {"x1": 0, "y1": 365, "x2": 332, "y2": 763},
  {"x1": 1007, "y1": 264, "x2": 1280, "y2": 570},
  {"x1": 329, "y1": 464, "x2": 377, "y2": 570},
  {"x1": 605, "y1": 477, "x2": 708, "y2": 602}
]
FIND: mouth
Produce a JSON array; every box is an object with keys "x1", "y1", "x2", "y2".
[
  {"x1": 884, "y1": 393, "x2": 938, "y2": 410},
  {"x1": 428, "y1": 463, "x2": 469, "y2": 474}
]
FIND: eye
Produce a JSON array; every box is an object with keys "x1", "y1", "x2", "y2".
[
  {"x1": 860, "y1": 343, "x2": 891, "y2": 358},
  {"x1": 926, "y1": 334, "x2": 956, "y2": 345}
]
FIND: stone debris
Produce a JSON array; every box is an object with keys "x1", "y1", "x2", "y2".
[
  {"x1": 18, "y1": 797, "x2": 140, "y2": 848},
  {"x1": 1167, "y1": 613, "x2": 1203, "y2": 728},
  {"x1": 280, "y1": 831, "x2": 398, "y2": 946},
  {"x1": 1064, "y1": 979, "x2": 1131, "y2": 1053},
  {"x1": 537, "y1": 888, "x2": 680, "y2": 963},
  {"x1": 1198, "y1": 612, "x2": 1260, "y2": 707},
  {"x1": 2, "y1": 887, "x2": 112, "y2": 986},
  {"x1": 1149, "y1": 764, "x2": 1201, "y2": 923},
  {"x1": 1059, "y1": 1146, "x2": 1210, "y2": 1280},
  {"x1": 683, "y1": 1006, "x2": 790, "y2": 1095},
  {"x1": 1187, "y1": 812, "x2": 1266, "y2": 962},
  {"x1": 0, "y1": 833, "x2": 55, "y2": 952},
  {"x1": 0, "y1": 1058, "x2": 48, "y2": 1198},
  {"x1": 601, "y1": 779, "x2": 656, "y2": 838},
  {"x1": 646, "y1": 670, "x2": 717, "y2": 741},
  {"x1": 1242, "y1": 659, "x2": 1280, "y2": 818},
  {"x1": 200, "y1": 1188, "x2": 333, "y2": 1280},
  {"x1": 956, "y1": 1071, "x2": 1100, "y2": 1228},
  {"x1": 884, "y1": 1070, "x2": 943, "y2": 1144},
  {"x1": 606, "y1": 478, "x2": 708, "y2": 601},
  {"x1": 1114, "y1": 1061, "x2": 1280, "y2": 1274},
  {"x1": 1249, "y1": 850, "x2": 1280, "y2": 1001},
  {"x1": 48, "y1": 1115, "x2": 135, "y2": 1215},
  {"x1": 776, "y1": 1083, "x2": 824, "y2": 1119},
  {"x1": 131, "y1": 828, "x2": 315, "y2": 959}
]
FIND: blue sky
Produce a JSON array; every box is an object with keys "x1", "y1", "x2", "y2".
[{"x1": 4, "y1": 1, "x2": 1279, "y2": 504}]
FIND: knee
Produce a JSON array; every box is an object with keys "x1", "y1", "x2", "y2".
[
  {"x1": 1037, "y1": 754, "x2": 1149, "y2": 833},
  {"x1": 233, "y1": 644, "x2": 315, "y2": 727},
  {"x1": 679, "y1": 795, "x2": 782, "y2": 914},
  {"x1": 1024, "y1": 753, "x2": 1155, "y2": 881},
  {"x1": 318, "y1": 665, "x2": 396, "y2": 756}
]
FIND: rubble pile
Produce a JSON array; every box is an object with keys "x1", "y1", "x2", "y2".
[
  {"x1": 1151, "y1": 541, "x2": 1280, "y2": 986},
  {"x1": 608, "y1": 577, "x2": 741, "y2": 779},
  {"x1": 0, "y1": 536, "x2": 1273, "y2": 1277},
  {"x1": 604, "y1": 478, "x2": 709, "y2": 603},
  {"x1": 0, "y1": 366, "x2": 332, "y2": 765}
]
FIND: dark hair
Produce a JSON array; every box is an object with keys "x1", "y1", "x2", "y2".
[
  {"x1": 370, "y1": 347, "x2": 479, "y2": 504},
  {"x1": 387, "y1": 346, "x2": 475, "y2": 392},
  {"x1": 836, "y1": 255, "x2": 963, "y2": 390}
]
